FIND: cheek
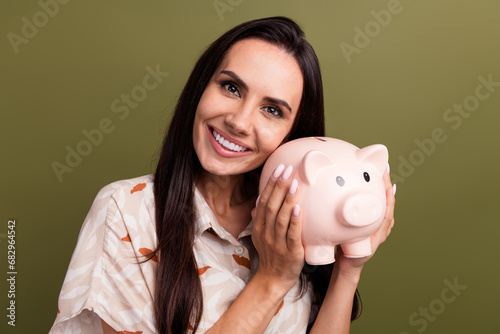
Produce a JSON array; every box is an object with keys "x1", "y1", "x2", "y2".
[
  {"x1": 194, "y1": 99, "x2": 219, "y2": 138},
  {"x1": 195, "y1": 100, "x2": 210, "y2": 123},
  {"x1": 192, "y1": 112, "x2": 203, "y2": 143},
  {"x1": 259, "y1": 126, "x2": 276, "y2": 141},
  {"x1": 257, "y1": 124, "x2": 291, "y2": 155},
  {"x1": 196, "y1": 86, "x2": 224, "y2": 120}
]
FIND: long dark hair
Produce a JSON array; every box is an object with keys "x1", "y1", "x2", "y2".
[{"x1": 152, "y1": 16, "x2": 361, "y2": 334}]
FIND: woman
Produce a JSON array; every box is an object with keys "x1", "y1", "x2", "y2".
[{"x1": 50, "y1": 17, "x2": 396, "y2": 334}]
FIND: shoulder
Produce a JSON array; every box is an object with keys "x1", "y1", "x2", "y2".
[
  {"x1": 51, "y1": 174, "x2": 158, "y2": 334},
  {"x1": 96, "y1": 174, "x2": 155, "y2": 204},
  {"x1": 90, "y1": 174, "x2": 155, "y2": 217},
  {"x1": 92, "y1": 173, "x2": 156, "y2": 239},
  {"x1": 72, "y1": 174, "x2": 157, "y2": 258}
]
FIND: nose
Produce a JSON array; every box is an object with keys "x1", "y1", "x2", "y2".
[
  {"x1": 342, "y1": 194, "x2": 384, "y2": 227},
  {"x1": 224, "y1": 102, "x2": 255, "y2": 136}
]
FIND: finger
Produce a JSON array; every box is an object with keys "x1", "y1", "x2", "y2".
[
  {"x1": 287, "y1": 204, "x2": 303, "y2": 252},
  {"x1": 274, "y1": 178, "x2": 299, "y2": 246},
  {"x1": 371, "y1": 215, "x2": 394, "y2": 253},
  {"x1": 264, "y1": 165, "x2": 295, "y2": 238},
  {"x1": 382, "y1": 171, "x2": 396, "y2": 226},
  {"x1": 254, "y1": 164, "x2": 285, "y2": 232},
  {"x1": 382, "y1": 218, "x2": 395, "y2": 241},
  {"x1": 383, "y1": 170, "x2": 394, "y2": 198},
  {"x1": 384, "y1": 171, "x2": 395, "y2": 205},
  {"x1": 369, "y1": 173, "x2": 396, "y2": 249}
]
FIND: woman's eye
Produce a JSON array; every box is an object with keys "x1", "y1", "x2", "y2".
[
  {"x1": 222, "y1": 82, "x2": 240, "y2": 97},
  {"x1": 264, "y1": 106, "x2": 283, "y2": 118}
]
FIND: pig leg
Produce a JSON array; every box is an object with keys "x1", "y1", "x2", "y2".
[
  {"x1": 305, "y1": 245, "x2": 336, "y2": 265},
  {"x1": 341, "y1": 238, "x2": 372, "y2": 258}
]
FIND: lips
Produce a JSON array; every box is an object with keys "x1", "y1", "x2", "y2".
[
  {"x1": 211, "y1": 128, "x2": 250, "y2": 152},
  {"x1": 207, "y1": 126, "x2": 253, "y2": 157}
]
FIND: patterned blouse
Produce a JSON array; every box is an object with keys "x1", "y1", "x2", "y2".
[{"x1": 49, "y1": 174, "x2": 313, "y2": 333}]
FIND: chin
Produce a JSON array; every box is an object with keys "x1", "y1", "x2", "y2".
[
  {"x1": 203, "y1": 159, "x2": 261, "y2": 177},
  {"x1": 199, "y1": 159, "x2": 233, "y2": 176}
]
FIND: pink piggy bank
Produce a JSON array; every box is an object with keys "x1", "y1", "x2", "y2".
[{"x1": 259, "y1": 137, "x2": 389, "y2": 265}]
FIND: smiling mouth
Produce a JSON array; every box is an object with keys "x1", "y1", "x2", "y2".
[{"x1": 210, "y1": 127, "x2": 251, "y2": 153}]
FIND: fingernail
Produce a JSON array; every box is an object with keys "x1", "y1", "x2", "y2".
[
  {"x1": 256, "y1": 195, "x2": 260, "y2": 207},
  {"x1": 289, "y1": 179, "x2": 298, "y2": 195},
  {"x1": 393, "y1": 184, "x2": 397, "y2": 196},
  {"x1": 293, "y1": 204, "x2": 300, "y2": 217},
  {"x1": 387, "y1": 163, "x2": 390, "y2": 174},
  {"x1": 281, "y1": 165, "x2": 293, "y2": 180},
  {"x1": 273, "y1": 164, "x2": 285, "y2": 179}
]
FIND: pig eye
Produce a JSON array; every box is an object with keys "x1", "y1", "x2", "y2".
[
  {"x1": 363, "y1": 172, "x2": 370, "y2": 182},
  {"x1": 336, "y1": 176, "x2": 345, "y2": 186}
]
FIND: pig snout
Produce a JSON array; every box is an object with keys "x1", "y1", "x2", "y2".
[{"x1": 341, "y1": 194, "x2": 384, "y2": 227}]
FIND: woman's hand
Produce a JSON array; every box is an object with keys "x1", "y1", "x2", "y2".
[
  {"x1": 207, "y1": 166, "x2": 304, "y2": 334},
  {"x1": 335, "y1": 170, "x2": 396, "y2": 275},
  {"x1": 251, "y1": 164, "x2": 305, "y2": 293}
]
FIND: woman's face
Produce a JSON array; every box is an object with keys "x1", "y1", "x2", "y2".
[{"x1": 193, "y1": 38, "x2": 304, "y2": 176}]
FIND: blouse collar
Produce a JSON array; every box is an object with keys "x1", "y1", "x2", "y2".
[{"x1": 193, "y1": 186, "x2": 253, "y2": 245}]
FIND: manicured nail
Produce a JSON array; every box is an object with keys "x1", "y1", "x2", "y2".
[
  {"x1": 289, "y1": 179, "x2": 298, "y2": 195},
  {"x1": 393, "y1": 184, "x2": 397, "y2": 196},
  {"x1": 281, "y1": 165, "x2": 293, "y2": 180},
  {"x1": 256, "y1": 195, "x2": 260, "y2": 207},
  {"x1": 387, "y1": 163, "x2": 390, "y2": 174},
  {"x1": 273, "y1": 164, "x2": 285, "y2": 179},
  {"x1": 293, "y1": 204, "x2": 301, "y2": 217}
]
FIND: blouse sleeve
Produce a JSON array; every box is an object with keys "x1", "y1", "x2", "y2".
[{"x1": 49, "y1": 179, "x2": 157, "y2": 334}]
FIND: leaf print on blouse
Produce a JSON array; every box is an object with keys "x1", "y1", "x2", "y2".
[
  {"x1": 138, "y1": 248, "x2": 157, "y2": 262},
  {"x1": 121, "y1": 234, "x2": 131, "y2": 242},
  {"x1": 232, "y1": 254, "x2": 250, "y2": 269},
  {"x1": 130, "y1": 183, "x2": 147, "y2": 194},
  {"x1": 274, "y1": 300, "x2": 284, "y2": 316},
  {"x1": 198, "y1": 266, "x2": 211, "y2": 275}
]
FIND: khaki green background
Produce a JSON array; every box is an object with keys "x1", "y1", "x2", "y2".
[{"x1": 1, "y1": 0, "x2": 499, "y2": 333}]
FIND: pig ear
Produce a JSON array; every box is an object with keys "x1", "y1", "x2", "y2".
[
  {"x1": 300, "y1": 150, "x2": 335, "y2": 185},
  {"x1": 356, "y1": 144, "x2": 388, "y2": 174}
]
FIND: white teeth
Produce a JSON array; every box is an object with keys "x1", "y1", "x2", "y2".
[{"x1": 211, "y1": 128, "x2": 248, "y2": 152}]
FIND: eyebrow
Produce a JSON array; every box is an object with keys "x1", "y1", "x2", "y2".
[{"x1": 219, "y1": 70, "x2": 293, "y2": 113}]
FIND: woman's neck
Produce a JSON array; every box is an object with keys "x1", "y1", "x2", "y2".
[
  {"x1": 195, "y1": 171, "x2": 247, "y2": 210},
  {"x1": 195, "y1": 171, "x2": 257, "y2": 237}
]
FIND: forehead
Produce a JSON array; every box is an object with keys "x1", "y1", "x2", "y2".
[{"x1": 216, "y1": 38, "x2": 304, "y2": 111}]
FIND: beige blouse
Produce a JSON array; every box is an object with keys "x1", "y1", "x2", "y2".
[{"x1": 50, "y1": 174, "x2": 313, "y2": 333}]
